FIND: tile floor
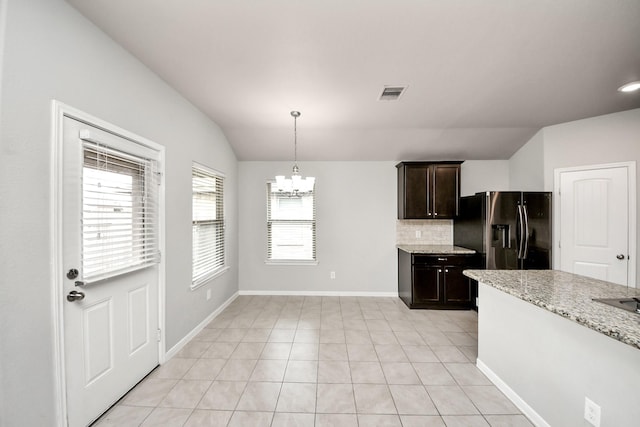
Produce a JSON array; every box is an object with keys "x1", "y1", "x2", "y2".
[{"x1": 95, "y1": 296, "x2": 533, "y2": 427}]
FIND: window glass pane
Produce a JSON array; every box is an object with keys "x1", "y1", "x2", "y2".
[
  {"x1": 267, "y1": 182, "x2": 316, "y2": 261},
  {"x1": 82, "y1": 144, "x2": 159, "y2": 282},
  {"x1": 192, "y1": 164, "x2": 225, "y2": 285},
  {"x1": 269, "y1": 222, "x2": 315, "y2": 260}
]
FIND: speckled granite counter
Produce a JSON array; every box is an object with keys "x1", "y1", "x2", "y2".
[
  {"x1": 397, "y1": 244, "x2": 475, "y2": 254},
  {"x1": 464, "y1": 269, "x2": 640, "y2": 349}
]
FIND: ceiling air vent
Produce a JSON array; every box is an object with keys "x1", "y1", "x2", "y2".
[{"x1": 379, "y1": 86, "x2": 407, "y2": 101}]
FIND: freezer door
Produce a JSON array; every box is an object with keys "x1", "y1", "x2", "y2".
[
  {"x1": 454, "y1": 194, "x2": 485, "y2": 253},
  {"x1": 487, "y1": 192, "x2": 521, "y2": 269},
  {"x1": 521, "y1": 192, "x2": 552, "y2": 269}
]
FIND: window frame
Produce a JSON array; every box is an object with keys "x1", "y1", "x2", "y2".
[
  {"x1": 265, "y1": 181, "x2": 318, "y2": 265},
  {"x1": 191, "y1": 162, "x2": 228, "y2": 289}
]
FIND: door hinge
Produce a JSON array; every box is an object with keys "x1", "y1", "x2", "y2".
[
  {"x1": 157, "y1": 250, "x2": 162, "y2": 262},
  {"x1": 157, "y1": 329, "x2": 162, "y2": 342},
  {"x1": 156, "y1": 171, "x2": 162, "y2": 184}
]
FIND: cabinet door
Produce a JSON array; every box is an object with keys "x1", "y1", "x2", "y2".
[
  {"x1": 443, "y1": 265, "x2": 471, "y2": 304},
  {"x1": 404, "y1": 166, "x2": 430, "y2": 218},
  {"x1": 412, "y1": 265, "x2": 440, "y2": 303},
  {"x1": 432, "y1": 164, "x2": 460, "y2": 218}
]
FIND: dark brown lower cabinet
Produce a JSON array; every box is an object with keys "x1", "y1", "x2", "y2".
[{"x1": 398, "y1": 250, "x2": 480, "y2": 309}]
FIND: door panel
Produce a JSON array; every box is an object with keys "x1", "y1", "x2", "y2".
[
  {"x1": 522, "y1": 192, "x2": 552, "y2": 269},
  {"x1": 432, "y1": 164, "x2": 460, "y2": 218},
  {"x1": 574, "y1": 262, "x2": 609, "y2": 281},
  {"x1": 62, "y1": 116, "x2": 160, "y2": 426},
  {"x1": 405, "y1": 166, "x2": 429, "y2": 218},
  {"x1": 413, "y1": 265, "x2": 440, "y2": 303},
  {"x1": 487, "y1": 192, "x2": 520, "y2": 269},
  {"x1": 128, "y1": 285, "x2": 150, "y2": 354},
  {"x1": 443, "y1": 266, "x2": 471, "y2": 303},
  {"x1": 559, "y1": 167, "x2": 629, "y2": 285},
  {"x1": 83, "y1": 299, "x2": 113, "y2": 384}
]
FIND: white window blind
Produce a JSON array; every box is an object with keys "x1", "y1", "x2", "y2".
[
  {"x1": 267, "y1": 183, "x2": 316, "y2": 261},
  {"x1": 82, "y1": 142, "x2": 160, "y2": 283},
  {"x1": 192, "y1": 164, "x2": 225, "y2": 286}
]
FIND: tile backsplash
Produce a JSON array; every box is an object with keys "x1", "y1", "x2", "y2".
[{"x1": 396, "y1": 220, "x2": 453, "y2": 245}]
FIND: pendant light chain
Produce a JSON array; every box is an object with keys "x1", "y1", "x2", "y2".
[{"x1": 291, "y1": 111, "x2": 300, "y2": 174}]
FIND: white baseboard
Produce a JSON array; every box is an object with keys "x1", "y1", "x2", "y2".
[
  {"x1": 238, "y1": 290, "x2": 399, "y2": 297},
  {"x1": 476, "y1": 358, "x2": 549, "y2": 427},
  {"x1": 164, "y1": 291, "x2": 239, "y2": 361}
]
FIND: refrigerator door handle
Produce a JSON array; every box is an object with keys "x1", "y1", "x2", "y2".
[
  {"x1": 522, "y1": 204, "x2": 530, "y2": 259},
  {"x1": 516, "y1": 205, "x2": 525, "y2": 259}
]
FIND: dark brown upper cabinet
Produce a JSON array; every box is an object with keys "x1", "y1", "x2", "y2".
[{"x1": 397, "y1": 161, "x2": 463, "y2": 219}]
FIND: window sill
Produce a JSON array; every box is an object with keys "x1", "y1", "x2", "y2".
[
  {"x1": 191, "y1": 265, "x2": 230, "y2": 290},
  {"x1": 265, "y1": 260, "x2": 319, "y2": 266}
]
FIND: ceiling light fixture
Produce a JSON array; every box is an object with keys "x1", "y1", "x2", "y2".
[
  {"x1": 617, "y1": 81, "x2": 640, "y2": 93},
  {"x1": 274, "y1": 111, "x2": 315, "y2": 195}
]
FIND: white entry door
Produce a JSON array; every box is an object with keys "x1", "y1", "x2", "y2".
[
  {"x1": 559, "y1": 165, "x2": 630, "y2": 285},
  {"x1": 62, "y1": 116, "x2": 161, "y2": 426}
]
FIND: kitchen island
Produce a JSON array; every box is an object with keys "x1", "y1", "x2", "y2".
[{"x1": 464, "y1": 270, "x2": 640, "y2": 427}]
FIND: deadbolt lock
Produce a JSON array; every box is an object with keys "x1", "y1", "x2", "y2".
[{"x1": 66, "y1": 268, "x2": 79, "y2": 280}]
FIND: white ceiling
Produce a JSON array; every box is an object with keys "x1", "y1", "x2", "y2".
[{"x1": 66, "y1": 0, "x2": 640, "y2": 161}]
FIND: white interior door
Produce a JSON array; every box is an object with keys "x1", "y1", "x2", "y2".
[
  {"x1": 559, "y1": 166, "x2": 629, "y2": 285},
  {"x1": 62, "y1": 116, "x2": 161, "y2": 426}
]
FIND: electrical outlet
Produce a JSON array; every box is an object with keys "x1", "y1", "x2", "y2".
[
  {"x1": 415, "y1": 230, "x2": 422, "y2": 238},
  {"x1": 206, "y1": 289, "x2": 211, "y2": 300},
  {"x1": 330, "y1": 271, "x2": 336, "y2": 279},
  {"x1": 584, "y1": 397, "x2": 601, "y2": 427}
]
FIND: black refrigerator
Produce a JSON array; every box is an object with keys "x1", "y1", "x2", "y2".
[{"x1": 454, "y1": 192, "x2": 552, "y2": 270}]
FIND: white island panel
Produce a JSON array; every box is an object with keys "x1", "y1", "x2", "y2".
[{"x1": 478, "y1": 282, "x2": 640, "y2": 427}]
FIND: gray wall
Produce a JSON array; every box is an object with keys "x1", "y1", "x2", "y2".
[
  {"x1": 238, "y1": 161, "x2": 398, "y2": 294},
  {"x1": 460, "y1": 160, "x2": 510, "y2": 196},
  {"x1": 508, "y1": 108, "x2": 640, "y2": 279},
  {"x1": 0, "y1": 0, "x2": 238, "y2": 425},
  {"x1": 238, "y1": 160, "x2": 513, "y2": 294},
  {"x1": 508, "y1": 129, "x2": 544, "y2": 191}
]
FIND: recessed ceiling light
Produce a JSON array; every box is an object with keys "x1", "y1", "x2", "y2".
[{"x1": 617, "y1": 81, "x2": 640, "y2": 93}]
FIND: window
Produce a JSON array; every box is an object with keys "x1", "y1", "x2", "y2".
[
  {"x1": 82, "y1": 142, "x2": 160, "y2": 282},
  {"x1": 192, "y1": 163, "x2": 225, "y2": 287},
  {"x1": 267, "y1": 183, "x2": 316, "y2": 262}
]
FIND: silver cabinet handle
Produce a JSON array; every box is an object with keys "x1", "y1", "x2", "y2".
[
  {"x1": 434, "y1": 212, "x2": 438, "y2": 216},
  {"x1": 445, "y1": 269, "x2": 449, "y2": 273},
  {"x1": 616, "y1": 254, "x2": 625, "y2": 260},
  {"x1": 438, "y1": 269, "x2": 442, "y2": 273},
  {"x1": 437, "y1": 258, "x2": 447, "y2": 261}
]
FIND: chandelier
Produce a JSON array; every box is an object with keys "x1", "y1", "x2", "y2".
[{"x1": 274, "y1": 111, "x2": 315, "y2": 195}]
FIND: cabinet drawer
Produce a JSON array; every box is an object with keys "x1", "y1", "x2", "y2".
[{"x1": 412, "y1": 255, "x2": 471, "y2": 266}]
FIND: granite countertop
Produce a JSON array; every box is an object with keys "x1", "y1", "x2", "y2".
[
  {"x1": 464, "y1": 269, "x2": 640, "y2": 350},
  {"x1": 397, "y1": 245, "x2": 476, "y2": 254}
]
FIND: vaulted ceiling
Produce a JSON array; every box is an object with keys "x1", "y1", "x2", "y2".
[{"x1": 67, "y1": 0, "x2": 640, "y2": 161}]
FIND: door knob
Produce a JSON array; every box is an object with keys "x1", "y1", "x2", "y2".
[
  {"x1": 616, "y1": 254, "x2": 625, "y2": 260},
  {"x1": 67, "y1": 290, "x2": 85, "y2": 302}
]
